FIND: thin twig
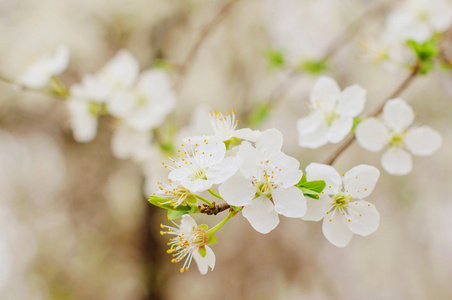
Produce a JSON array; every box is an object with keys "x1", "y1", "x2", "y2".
[
  {"x1": 174, "y1": 0, "x2": 239, "y2": 91},
  {"x1": 323, "y1": 64, "x2": 420, "y2": 165},
  {"x1": 199, "y1": 202, "x2": 231, "y2": 215}
]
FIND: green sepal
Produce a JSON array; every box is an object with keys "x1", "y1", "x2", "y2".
[
  {"x1": 230, "y1": 205, "x2": 243, "y2": 212},
  {"x1": 198, "y1": 224, "x2": 208, "y2": 231},
  {"x1": 406, "y1": 38, "x2": 439, "y2": 75},
  {"x1": 247, "y1": 103, "x2": 272, "y2": 127},
  {"x1": 351, "y1": 116, "x2": 363, "y2": 134},
  {"x1": 158, "y1": 140, "x2": 175, "y2": 155},
  {"x1": 206, "y1": 233, "x2": 218, "y2": 245},
  {"x1": 167, "y1": 210, "x2": 188, "y2": 220},
  {"x1": 299, "y1": 59, "x2": 328, "y2": 75},
  {"x1": 198, "y1": 247, "x2": 207, "y2": 258},
  {"x1": 186, "y1": 194, "x2": 197, "y2": 205},
  {"x1": 224, "y1": 137, "x2": 241, "y2": 150},
  {"x1": 266, "y1": 48, "x2": 286, "y2": 69}
]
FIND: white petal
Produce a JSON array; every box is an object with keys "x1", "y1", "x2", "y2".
[
  {"x1": 336, "y1": 84, "x2": 366, "y2": 117},
  {"x1": 381, "y1": 147, "x2": 413, "y2": 175},
  {"x1": 49, "y1": 44, "x2": 71, "y2": 75},
  {"x1": 168, "y1": 168, "x2": 188, "y2": 182},
  {"x1": 97, "y1": 49, "x2": 140, "y2": 90},
  {"x1": 347, "y1": 201, "x2": 380, "y2": 236},
  {"x1": 180, "y1": 179, "x2": 213, "y2": 193},
  {"x1": 296, "y1": 112, "x2": 325, "y2": 135},
  {"x1": 326, "y1": 116, "x2": 353, "y2": 144},
  {"x1": 233, "y1": 128, "x2": 257, "y2": 142},
  {"x1": 193, "y1": 245, "x2": 215, "y2": 274},
  {"x1": 310, "y1": 76, "x2": 340, "y2": 112},
  {"x1": 66, "y1": 100, "x2": 98, "y2": 143},
  {"x1": 242, "y1": 196, "x2": 280, "y2": 234},
  {"x1": 180, "y1": 215, "x2": 197, "y2": 232},
  {"x1": 206, "y1": 156, "x2": 238, "y2": 184},
  {"x1": 205, "y1": 245, "x2": 216, "y2": 271},
  {"x1": 269, "y1": 152, "x2": 302, "y2": 187},
  {"x1": 355, "y1": 118, "x2": 389, "y2": 152},
  {"x1": 343, "y1": 164, "x2": 380, "y2": 199},
  {"x1": 107, "y1": 92, "x2": 135, "y2": 119},
  {"x1": 256, "y1": 128, "x2": 283, "y2": 155},
  {"x1": 218, "y1": 173, "x2": 255, "y2": 206},
  {"x1": 272, "y1": 186, "x2": 306, "y2": 218},
  {"x1": 322, "y1": 210, "x2": 353, "y2": 247},
  {"x1": 238, "y1": 142, "x2": 262, "y2": 179},
  {"x1": 305, "y1": 163, "x2": 342, "y2": 195},
  {"x1": 297, "y1": 120, "x2": 329, "y2": 149},
  {"x1": 405, "y1": 126, "x2": 442, "y2": 156},
  {"x1": 383, "y1": 98, "x2": 414, "y2": 133},
  {"x1": 302, "y1": 194, "x2": 333, "y2": 221}
]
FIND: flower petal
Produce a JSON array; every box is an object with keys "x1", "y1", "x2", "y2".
[
  {"x1": 180, "y1": 215, "x2": 198, "y2": 232},
  {"x1": 233, "y1": 128, "x2": 258, "y2": 142},
  {"x1": 238, "y1": 142, "x2": 262, "y2": 179},
  {"x1": 111, "y1": 125, "x2": 151, "y2": 159},
  {"x1": 181, "y1": 179, "x2": 213, "y2": 193},
  {"x1": 310, "y1": 76, "x2": 340, "y2": 112},
  {"x1": 322, "y1": 210, "x2": 353, "y2": 247},
  {"x1": 218, "y1": 173, "x2": 255, "y2": 206},
  {"x1": 347, "y1": 201, "x2": 380, "y2": 236},
  {"x1": 326, "y1": 116, "x2": 353, "y2": 144},
  {"x1": 297, "y1": 120, "x2": 329, "y2": 149},
  {"x1": 355, "y1": 118, "x2": 389, "y2": 152},
  {"x1": 405, "y1": 126, "x2": 442, "y2": 156},
  {"x1": 336, "y1": 84, "x2": 366, "y2": 117},
  {"x1": 242, "y1": 196, "x2": 280, "y2": 234},
  {"x1": 343, "y1": 164, "x2": 380, "y2": 199},
  {"x1": 256, "y1": 128, "x2": 283, "y2": 156},
  {"x1": 305, "y1": 163, "x2": 342, "y2": 195},
  {"x1": 296, "y1": 112, "x2": 324, "y2": 135},
  {"x1": 383, "y1": 98, "x2": 414, "y2": 133},
  {"x1": 302, "y1": 194, "x2": 333, "y2": 221},
  {"x1": 272, "y1": 186, "x2": 306, "y2": 218},
  {"x1": 381, "y1": 147, "x2": 413, "y2": 175},
  {"x1": 66, "y1": 100, "x2": 98, "y2": 143},
  {"x1": 97, "y1": 49, "x2": 139, "y2": 90}
]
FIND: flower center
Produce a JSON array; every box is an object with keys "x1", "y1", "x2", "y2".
[
  {"x1": 137, "y1": 94, "x2": 149, "y2": 107},
  {"x1": 388, "y1": 133, "x2": 404, "y2": 147},
  {"x1": 255, "y1": 180, "x2": 273, "y2": 197},
  {"x1": 332, "y1": 193, "x2": 351, "y2": 209},
  {"x1": 190, "y1": 168, "x2": 207, "y2": 180},
  {"x1": 88, "y1": 101, "x2": 107, "y2": 116},
  {"x1": 324, "y1": 110, "x2": 338, "y2": 126}
]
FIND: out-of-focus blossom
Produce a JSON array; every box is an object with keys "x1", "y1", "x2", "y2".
[
  {"x1": 302, "y1": 163, "x2": 380, "y2": 247},
  {"x1": 219, "y1": 129, "x2": 306, "y2": 234},
  {"x1": 160, "y1": 215, "x2": 215, "y2": 274},
  {"x1": 111, "y1": 123, "x2": 152, "y2": 160},
  {"x1": 355, "y1": 98, "x2": 442, "y2": 175},
  {"x1": 297, "y1": 76, "x2": 366, "y2": 148},
  {"x1": 17, "y1": 44, "x2": 70, "y2": 89},
  {"x1": 108, "y1": 69, "x2": 176, "y2": 131}
]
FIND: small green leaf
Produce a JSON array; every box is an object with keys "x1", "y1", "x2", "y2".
[
  {"x1": 167, "y1": 210, "x2": 187, "y2": 220},
  {"x1": 305, "y1": 193, "x2": 319, "y2": 200},
  {"x1": 206, "y1": 234, "x2": 218, "y2": 245},
  {"x1": 198, "y1": 247, "x2": 207, "y2": 258},
  {"x1": 224, "y1": 137, "x2": 241, "y2": 150},
  {"x1": 149, "y1": 195, "x2": 192, "y2": 212},
  {"x1": 266, "y1": 48, "x2": 286, "y2": 69},
  {"x1": 298, "y1": 180, "x2": 326, "y2": 193},
  {"x1": 351, "y1": 116, "x2": 363, "y2": 134},
  {"x1": 300, "y1": 60, "x2": 328, "y2": 75},
  {"x1": 297, "y1": 173, "x2": 307, "y2": 185},
  {"x1": 186, "y1": 194, "x2": 197, "y2": 204}
]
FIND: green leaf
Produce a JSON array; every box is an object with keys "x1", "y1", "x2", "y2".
[
  {"x1": 167, "y1": 210, "x2": 187, "y2": 220},
  {"x1": 305, "y1": 193, "x2": 319, "y2": 200},
  {"x1": 297, "y1": 173, "x2": 307, "y2": 185},
  {"x1": 406, "y1": 38, "x2": 439, "y2": 75},
  {"x1": 206, "y1": 234, "x2": 218, "y2": 245},
  {"x1": 149, "y1": 195, "x2": 192, "y2": 212},
  {"x1": 300, "y1": 59, "x2": 328, "y2": 75},
  {"x1": 266, "y1": 48, "x2": 286, "y2": 69},
  {"x1": 298, "y1": 180, "x2": 326, "y2": 193},
  {"x1": 198, "y1": 247, "x2": 207, "y2": 258},
  {"x1": 247, "y1": 103, "x2": 272, "y2": 127}
]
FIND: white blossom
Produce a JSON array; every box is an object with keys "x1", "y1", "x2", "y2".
[
  {"x1": 302, "y1": 163, "x2": 380, "y2": 247},
  {"x1": 297, "y1": 76, "x2": 366, "y2": 148},
  {"x1": 108, "y1": 69, "x2": 176, "y2": 131},
  {"x1": 17, "y1": 44, "x2": 70, "y2": 89},
  {"x1": 165, "y1": 137, "x2": 238, "y2": 193},
  {"x1": 160, "y1": 215, "x2": 215, "y2": 274},
  {"x1": 355, "y1": 98, "x2": 442, "y2": 175},
  {"x1": 219, "y1": 129, "x2": 306, "y2": 234},
  {"x1": 111, "y1": 123, "x2": 152, "y2": 160},
  {"x1": 209, "y1": 110, "x2": 256, "y2": 142}
]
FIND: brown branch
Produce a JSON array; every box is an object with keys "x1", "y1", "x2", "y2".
[
  {"x1": 323, "y1": 64, "x2": 420, "y2": 165},
  {"x1": 174, "y1": 0, "x2": 239, "y2": 91},
  {"x1": 199, "y1": 202, "x2": 231, "y2": 215}
]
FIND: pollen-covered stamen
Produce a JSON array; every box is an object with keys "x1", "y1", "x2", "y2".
[
  {"x1": 252, "y1": 162, "x2": 284, "y2": 198},
  {"x1": 209, "y1": 110, "x2": 239, "y2": 137},
  {"x1": 332, "y1": 193, "x2": 352, "y2": 210},
  {"x1": 155, "y1": 182, "x2": 191, "y2": 208},
  {"x1": 388, "y1": 132, "x2": 405, "y2": 148},
  {"x1": 160, "y1": 222, "x2": 207, "y2": 273}
]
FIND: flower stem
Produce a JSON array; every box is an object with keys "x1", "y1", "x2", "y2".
[
  {"x1": 208, "y1": 188, "x2": 223, "y2": 199},
  {"x1": 194, "y1": 194, "x2": 214, "y2": 207},
  {"x1": 207, "y1": 210, "x2": 235, "y2": 234}
]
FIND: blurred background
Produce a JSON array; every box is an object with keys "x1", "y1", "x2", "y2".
[{"x1": 1, "y1": 0, "x2": 452, "y2": 299}]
